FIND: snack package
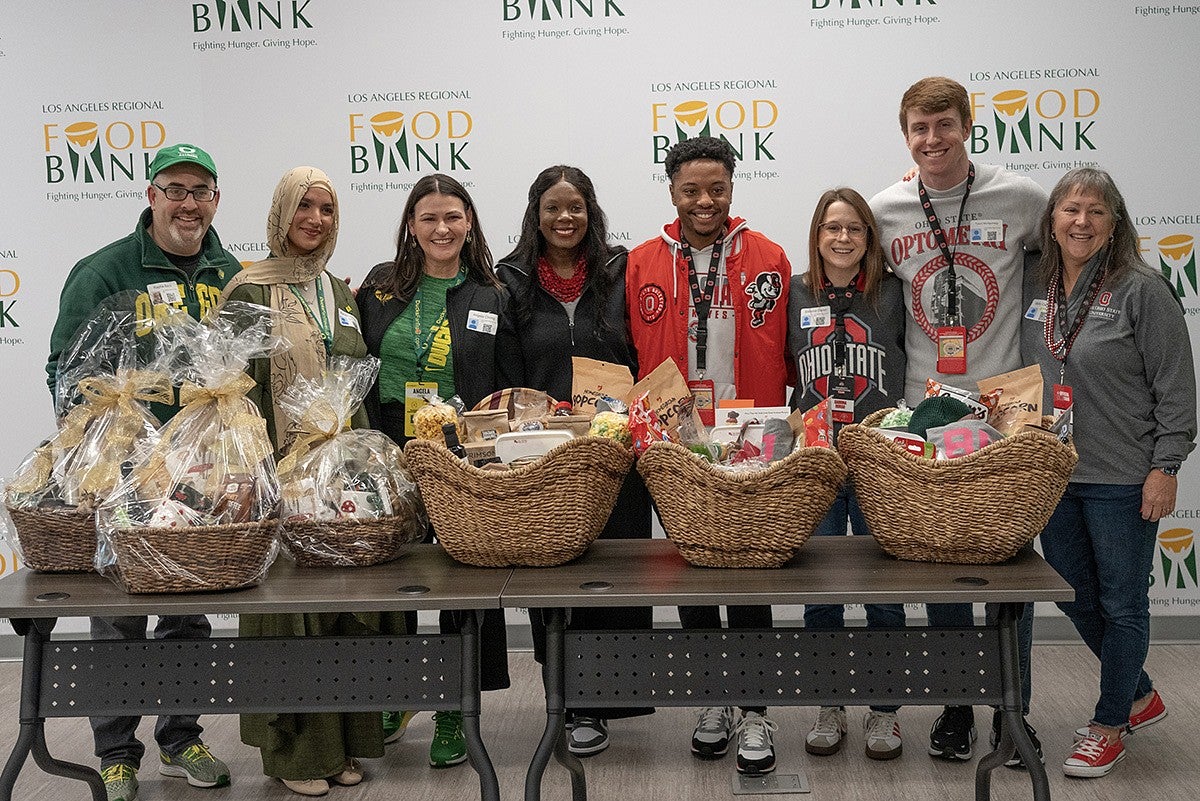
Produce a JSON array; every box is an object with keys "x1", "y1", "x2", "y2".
[
  {"x1": 977, "y1": 365, "x2": 1043, "y2": 437},
  {"x1": 801, "y1": 398, "x2": 834, "y2": 448},
  {"x1": 1, "y1": 297, "x2": 171, "y2": 569},
  {"x1": 588, "y1": 411, "x2": 632, "y2": 447},
  {"x1": 94, "y1": 303, "x2": 286, "y2": 592},
  {"x1": 925, "y1": 378, "x2": 1001, "y2": 421},
  {"x1": 276, "y1": 356, "x2": 427, "y2": 566},
  {"x1": 625, "y1": 358, "x2": 706, "y2": 440},
  {"x1": 571, "y1": 357, "x2": 634, "y2": 418},
  {"x1": 412, "y1": 397, "x2": 463, "y2": 442},
  {"x1": 629, "y1": 392, "x2": 671, "y2": 457}
]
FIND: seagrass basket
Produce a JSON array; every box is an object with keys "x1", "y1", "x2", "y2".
[
  {"x1": 5, "y1": 505, "x2": 96, "y2": 572},
  {"x1": 403, "y1": 436, "x2": 633, "y2": 567},
  {"x1": 281, "y1": 513, "x2": 425, "y2": 568},
  {"x1": 836, "y1": 408, "x2": 1077, "y2": 564},
  {"x1": 105, "y1": 519, "x2": 278, "y2": 593},
  {"x1": 637, "y1": 441, "x2": 848, "y2": 568}
]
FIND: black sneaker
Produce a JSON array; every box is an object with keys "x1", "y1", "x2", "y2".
[
  {"x1": 990, "y1": 710, "x2": 1043, "y2": 769},
  {"x1": 568, "y1": 717, "x2": 609, "y2": 757},
  {"x1": 928, "y1": 705, "x2": 976, "y2": 761}
]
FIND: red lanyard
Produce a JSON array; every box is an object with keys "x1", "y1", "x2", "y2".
[{"x1": 1043, "y1": 256, "x2": 1107, "y2": 380}]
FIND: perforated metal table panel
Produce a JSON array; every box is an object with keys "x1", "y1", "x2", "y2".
[
  {"x1": 0, "y1": 545, "x2": 509, "y2": 801},
  {"x1": 507, "y1": 538, "x2": 1073, "y2": 801}
]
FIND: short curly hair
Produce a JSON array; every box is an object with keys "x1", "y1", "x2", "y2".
[{"x1": 664, "y1": 136, "x2": 737, "y2": 181}]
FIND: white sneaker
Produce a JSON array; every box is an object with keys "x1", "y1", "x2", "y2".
[
  {"x1": 735, "y1": 711, "x2": 778, "y2": 775},
  {"x1": 864, "y1": 710, "x2": 903, "y2": 760},
  {"x1": 806, "y1": 706, "x2": 847, "y2": 755},
  {"x1": 691, "y1": 706, "x2": 734, "y2": 758}
]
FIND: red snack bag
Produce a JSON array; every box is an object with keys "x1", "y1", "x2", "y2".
[
  {"x1": 802, "y1": 398, "x2": 834, "y2": 448},
  {"x1": 629, "y1": 392, "x2": 671, "y2": 457}
]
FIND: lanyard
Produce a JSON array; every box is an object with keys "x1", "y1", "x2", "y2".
[
  {"x1": 412, "y1": 283, "x2": 451, "y2": 378},
  {"x1": 917, "y1": 162, "x2": 975, "y2": 326},
  {"x1": 823, "y1": 279, "x2": 859, "y2": 377},
  {"x1": 680, "y1": 234, "x2": 725, "y2": 372},
  {"x1": 287, "y1": 279, "x2": 332, "y2": 353},
  {"x1": 1043, "y1": 253, "x2": 1108, "y2": 382}
]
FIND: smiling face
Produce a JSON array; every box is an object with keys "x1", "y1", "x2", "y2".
[
  {"x1": 817, "y1": 201, "x2": 868, "y2": 285},
  {"x1": 286, "y1": 186, "x2": 335, "y2": 256},
  {"x1": 669, "y1": 158, "x2": 733, "y2": 250},
  {"x1": 409, "y1": 192, "x2": 472, "y2": 275},
  {"x1": 1052, "y1": 187, "x2": 1115, "y2": 273},
  {"x1": 146, "y1": 163, "x2": 218, "y2": 256},
  {"x1": 904, "y1": 107, "x2": 971, "y2": 191},
  {"x1": 538, "y1": 180, "x2": 588, "y2": 262}
]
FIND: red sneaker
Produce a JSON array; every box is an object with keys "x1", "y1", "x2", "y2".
[
  {"x1": 1128, "y1": 689, "x2": 1167, "y2": 733},
  {"x1": 1063, "y1": 731, "x2": 1125, "y2": 778}
]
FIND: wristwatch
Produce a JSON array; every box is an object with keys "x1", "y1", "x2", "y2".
[{"x1": 1159, "y1": 464, "x2": 1181, "y2": 477}]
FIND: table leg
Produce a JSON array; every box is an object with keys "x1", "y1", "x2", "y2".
[
  {"x1": 0, "y1": 618, "x2": 104, "y2": 801},
  {"x1": 457, "y1": 610, "x2": 501, "y2": 801},
  {"x1": 525, "y1": 608, "x2": 586, "y2": 801},
  {"x1": 975, "y1": 604, "x2": 1050, "y2": 801}
]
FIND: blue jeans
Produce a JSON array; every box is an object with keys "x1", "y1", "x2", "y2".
[
  {"x1": 805, "y1": 484, "x2": 905, "y2": 712},
  {"x1": 1038, "y1": 482, "x2": 1156, "y2": 728},
  {"x1": 89, "y1": 615, "x2": 210, "y2": 769}
]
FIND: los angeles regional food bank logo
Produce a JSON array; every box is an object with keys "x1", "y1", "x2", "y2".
[
  {"x1": 42, "y1": 106, "x2": 167, "y2": 186},
  {"x1": 966, "y1": 70, "x2": 1102, "y2": 163},
  {"x1": 348, "y1": 99, "x2": 474, "y2": 176},
  {"x1": 1154, "y1": 528, "x2": 1198, "y2": 591},
  {"x1": 649, "y1": 81, "x2": 780, "y2": 168}
]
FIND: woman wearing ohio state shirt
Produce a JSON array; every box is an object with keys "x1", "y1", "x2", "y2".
[{"x1": 787, "y1": 188, "x2": 907, "y2": 762}]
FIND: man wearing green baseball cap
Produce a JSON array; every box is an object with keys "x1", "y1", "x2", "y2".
[{"x1": 45, "y1": 142, "x2": 240, "y2": 801}]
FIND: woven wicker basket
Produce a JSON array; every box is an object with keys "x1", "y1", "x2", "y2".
[
  {"x1": 403, "y1": 436, "x2": 633, "y2": 567},
  {"x1": 106, "y1": 519, "x2": 278, "y2": 593},
  {"x1": 281, "y1": 514, "x2": 424, "y2": 568},
  {"x1": 836, "y1": 408, "x2": 1077, "y2": 564},
  {"x1": 5, "y1": 505, "x2": 96, "y2": 573},
  {"x1": 637, "y1": 441, "x2": 848, "y2": 568}
]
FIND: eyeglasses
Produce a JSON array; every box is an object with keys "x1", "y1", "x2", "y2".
[
  {"x1": 153, "y1": 183, "x2": 217, "y2": 202},
  {"x1": 818, "y1": 222, "x2": 867, "y2": 238}
]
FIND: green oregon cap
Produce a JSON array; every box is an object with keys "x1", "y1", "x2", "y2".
[{"x1": 148, "y1": 143, "x2": 218, "y2": 180}]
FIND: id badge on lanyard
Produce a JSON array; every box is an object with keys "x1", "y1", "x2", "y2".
[
  {"x1": 936, "y1": 326, "x2": 967, "y2": 374},
  {"x1": 828, "y1": 373, "x2": 856, "y2": 424},
  {"x1": 920, "y1": 165, "x2": 974, "y2": 376},
  {"x1": 404, "y1": 381, "x2": 439, "y2": 438}
]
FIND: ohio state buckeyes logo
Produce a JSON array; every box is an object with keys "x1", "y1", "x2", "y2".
[
  {"x1": 910, "y1": 253, "x2": 1000, "y2": 342},
  {"x1": 638, "y1": 283, "x2": 667, "y2": 325},
  {"x1": 746, "y1": 271, "x2": 782, "y2": 328}
]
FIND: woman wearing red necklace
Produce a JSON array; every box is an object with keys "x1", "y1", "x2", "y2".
[{"x1": 496, "y1": 165, "x2": 654, "y2": 758}]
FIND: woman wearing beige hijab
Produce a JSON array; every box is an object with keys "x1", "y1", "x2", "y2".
[
  {"x1": 222, "y1": 167, "x2": 401, "y2": 796},
  {"x1": 219, "y1": 165, "x2": 367, "y2": 456}
]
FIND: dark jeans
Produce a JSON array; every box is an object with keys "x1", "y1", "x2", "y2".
[
  {"x1": 89, "y1": 615, "x2": 210, "y2": 769},
  {"x1": 678, "y1": 604, "x2": 772, "y2": 715},
  {"x1": 804, "y1": 484, "x2": 905, "y2": 713},
  {"x1": 1039, "y1": 482, "x2": 1157, "y2": 727}
]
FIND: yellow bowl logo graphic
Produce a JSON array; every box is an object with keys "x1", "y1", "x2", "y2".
[
  {"x1": 1159, "y1": 234, "x2": 1194, "y2": 261},
  {"x1": 1158, "y1": 527, "x2": 1194, "y2": 555},
  {"x1": 992, "y1": 90, "x2": 1028, "y2": 117},
  {"x1": 64, "y1": 121, "x2": 99, "y2": 149},
  {"x1": 674, "y1": 101, "x2": 708, "y2": 127},
  {"x1": 371, "y1": 111, "x2": 405, "y2": 138}
]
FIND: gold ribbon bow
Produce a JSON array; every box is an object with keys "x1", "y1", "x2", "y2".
[{"x1": 276, "y1": 397, "x2": 351, "y2": 477}]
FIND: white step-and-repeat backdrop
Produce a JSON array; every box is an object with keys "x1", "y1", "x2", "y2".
[{"x1": 0, "y1": 1, "x2": 1197, "y2": 625}]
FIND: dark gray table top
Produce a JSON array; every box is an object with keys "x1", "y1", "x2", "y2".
[
  {"x1": 501, "y1": 538, "x2": 1074, "y2": 608},
  {"x1": 0, "y1": 545, "x2": 511, "y2": 619}
]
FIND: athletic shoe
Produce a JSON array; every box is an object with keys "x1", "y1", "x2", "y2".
[
  {"x1": 990, "y1": 709, "x2": 1043, "y2": 768},
  {"x1": 734, "y1": 711, "x2": 778, "y2": 775},
  {"x1": 1073, "y1": 689, "x2": 1167, "y2": 740},
  {"x1": 863, "y1": 710, "x2": 902, "y2": 760},
  {"x1": 101, "y1": 763, "x2": 138, "y2": 801},
  {"x1": 568, "y1": 717, "x2": 609, "y2": 756},
  {"x1": 690, "y1": 706, "x2": 735, "y2": 759},
  {"x1": 383, "y1": 710, "x2": 418, "y2": 744},
  {"x1": 805, "y1": 706, "x2": 847, "y2": 756},
  {"x1": 429, "y1": 710, "x2": 467, "y2": 768},
  {"x1": 928, "y1": 705, "x2": 976, "y2": 761},
  {"x1": 159, "y1": 743, "x2": 231, "y2": 788},
  {"x1": 1063, "y1": 731, "x2": 1125, "y2": 778}
]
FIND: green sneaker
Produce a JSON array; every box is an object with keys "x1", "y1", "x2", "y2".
[
  {"x1": 159, "y1": 743, "x2": 231, "y2": 788},
  {"x1": 383, "y1": 710, "x2": 418, "y2": 744},
  {"x1": 429, "y1": 710, "x2": 467, "y2": 768},
  {"x1": 101, "y1": 763, "x2": 138, "y2": 801}
]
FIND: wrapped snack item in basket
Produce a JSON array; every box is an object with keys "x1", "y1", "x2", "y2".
[
  {"x1": 95, "y1": 303, "x2": 285, "y2": 593},
  {"x1": 276, "y1": 355, "x2": 427, "y2": 566},
  {"x1": 2, "y1": 294, "x2": 171, "y2": 572}
]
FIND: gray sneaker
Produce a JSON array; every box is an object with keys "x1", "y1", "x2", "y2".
[
  {"x1": 806, "y1": 706, "x2": 848, "y2": 755},
  {"x1": 159, "y1": 743, "x2": 231, "y2": 788},
  {"x1": 101, "y1": 763, "x2": 138, "y2": 801}
]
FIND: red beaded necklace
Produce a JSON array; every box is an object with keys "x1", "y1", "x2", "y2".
[{"x1": 537, "y1": 254, "x2": 588, "y2": 303}]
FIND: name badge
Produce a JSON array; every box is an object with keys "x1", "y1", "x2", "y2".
[
  {"x1": 687, "y1": 379, "x2": 716, "y2": 426},
  {"x1": 337, "y1": 307, "x2": 361, "y2": 331},
  {"x1": 799, "y1": 305, "x2": 831, "y2": 329},
  {"x1": 936, "y1": 325, "x2": 967, "y2": 374},
  {"x1": 146, "y1": 280, "x2": 182, "y2": 306},
  {"x1": 466, "y1": 309, "x2": 498, "y2": 335},
  {"x1": 828, "y1": 373, "x2": 856, "y2": 424},
  {"x1": 1025, "y1": 299, "x2": 1048, "y2": 323},
  {"x1": 404, "y1": 381, "x2": 439, "y2": 438},
  {"x1": 970, "y1": 220, "x2": 1005, "y2": 244}
]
